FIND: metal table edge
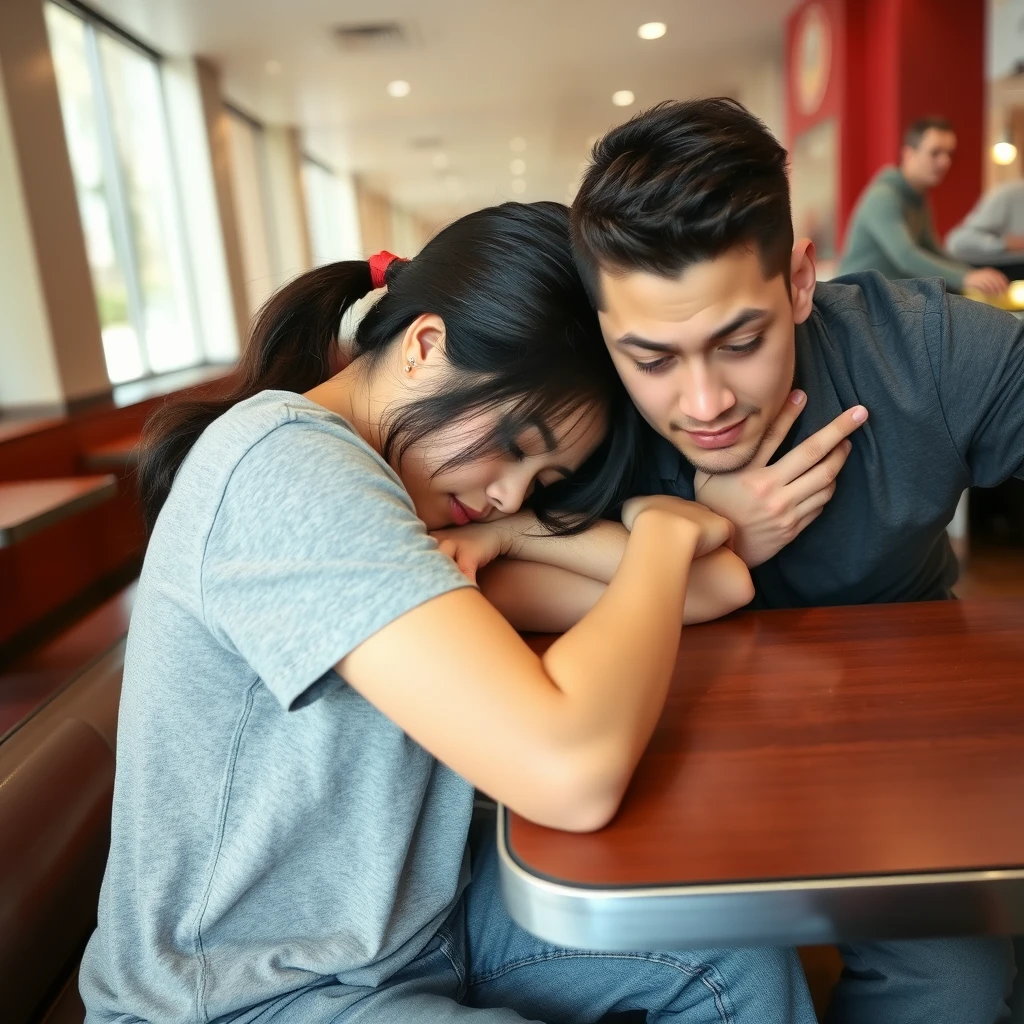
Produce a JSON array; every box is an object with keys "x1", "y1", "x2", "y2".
[{"x1": 496, "y1": 805, "x2": 1024, "y2": 950}]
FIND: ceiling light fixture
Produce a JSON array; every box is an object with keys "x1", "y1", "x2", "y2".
[
  {"x1": 510, "y1": 136, "x2": 527, "y2": 153},
  {"x1": 387, "y1": 79, "x2": 411, "y2": 98},
  {"x1": 638, "y1": 22, "x2": 667, "y2": 40},
  {"x1": 510, "y1": 158, "x2": 526, "y2": 175},
  {"x1": 612, "y1": 90, "x2": 635, "y2": 107}
]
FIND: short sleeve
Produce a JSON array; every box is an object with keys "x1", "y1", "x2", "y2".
[
  {"x1": 930, "y1": 294, "x2": 1024, "y2": 487},
  {"x1": 201, "y1": 415, "x2": 470, "y2": 709}
]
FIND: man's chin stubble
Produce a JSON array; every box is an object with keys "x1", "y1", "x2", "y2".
[{"x1": 671, "y1": 433, "x2": 767, "y2": 476}]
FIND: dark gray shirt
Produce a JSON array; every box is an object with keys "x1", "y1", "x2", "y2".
[{"x1": 638, "y1": 272, "x2": 1024, "y2": 609}]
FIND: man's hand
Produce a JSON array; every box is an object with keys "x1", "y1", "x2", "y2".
[
  {"x1": 963, "y1": 267, "x2": 1010, "y2": 296},
  {"x1": 693, "y1": 391, "x2": 868, "y2": 568}
]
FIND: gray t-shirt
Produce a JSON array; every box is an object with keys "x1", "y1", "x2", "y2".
[
  {"x1": 637, "y1": 272, "x2": 1024, "y2": 608},
  {"x1": 80, "y1": 391, "x2": 472, "y2": 1023}
]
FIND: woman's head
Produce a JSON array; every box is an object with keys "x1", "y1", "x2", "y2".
[{"x1": 140, "y1": 201, "x2": 638, "y2": 532}]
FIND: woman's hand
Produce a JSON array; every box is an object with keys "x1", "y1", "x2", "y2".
[
  {"x1": 431, "y1": 514, "x2": 535, "y2": 583},
  {"x1": 621, "y1": 494, "x2": 733, "y2": 558}
]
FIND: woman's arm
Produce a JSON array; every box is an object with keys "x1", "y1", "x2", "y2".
[
  {"x1": 478, "y1": 547, "x2": 753, "y2": 632},
  {"x1": 434, "y1": 509, "x2": 754, "y2": 629},
  {"x1": 338, "y1": 503, "x2": 725, "y2": 834}
]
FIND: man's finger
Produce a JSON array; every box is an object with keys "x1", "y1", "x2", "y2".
[
  {"x1": 773, "y1": 406, "x2": 867, "y2": 485},
  {"x1": 751, "y1": 390, "x2": 807, "y2": 468},
  {"x1": 785, "y1": 439, "x2": 851, "y2": 506}
]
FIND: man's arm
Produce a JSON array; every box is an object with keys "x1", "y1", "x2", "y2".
[
  {"x1": 861, "y1": 186, "x2": 970, "y2": 288},
  {"x1": 947, "y1": 188, "x2": 1015, "y2": 259},
  {"x1": 935, "y1": 296, "x2": 1024, "y2": 485}
]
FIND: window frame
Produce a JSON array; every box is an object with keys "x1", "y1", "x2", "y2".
[{"x1": 47, "y1": 0, "x2": 204, "y2": 384}]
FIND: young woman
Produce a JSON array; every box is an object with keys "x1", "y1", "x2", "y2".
[{"x1": 80, "y1": 202, "x2": 815, "y2": 1023}]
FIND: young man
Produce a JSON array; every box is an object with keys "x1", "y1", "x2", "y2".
[
  {"x1": 839, "y1": 115, "x2": 1007, "y2": 295},
  {"x1": 571, "y1": 97, "x2": 1020, "y2": 1024}
]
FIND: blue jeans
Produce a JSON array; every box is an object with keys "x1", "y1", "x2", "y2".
[
  {"x1": 263, "y1": 831, "x2": 1015, "y2": 1022},
  {"x1": 299, "y1": 829, "x2": 816, "y2": 1023},
  {"x1": 828, "y1": 937, "x2": 1015, "y2": 1024}
]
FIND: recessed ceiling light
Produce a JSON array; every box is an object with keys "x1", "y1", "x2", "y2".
[
  {"x1": 265, "y1": 59, "x2": 282, "y2": 75},
  {"x1": 510, "y1": 136, "x2": 527, "y2": 153},
  {"x1": 612, "y1": 90, "x2": 635, "y2": 107},
  {"x1": 638, "y1": 22, "x2": 667, "y2": 40},
  {"x1": 511, "y1": 178, "x2": 526, "y2": 194},
  {"x1": 387, "y1": 79, "x2": 411, "y2": 98},
  {"x1": 432, "y1": 152, "x2": 450, "y2": 170},
  {"x1": 510, "y1": 158, "x2": 526, "y2": 175}
]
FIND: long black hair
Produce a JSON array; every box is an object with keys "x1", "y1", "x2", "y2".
[{"x1": 138, "y1": 201, "x2": 639, "y2": 533}]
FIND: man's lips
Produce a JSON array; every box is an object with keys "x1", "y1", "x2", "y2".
[{"x1": 682, "y1": 417, "x2": 748, "y2": 450}]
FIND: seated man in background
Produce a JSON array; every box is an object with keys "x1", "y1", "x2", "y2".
[
  {"x1": 948, "y1": 177, "x2": 1024, "y2": 281},
  {"x1": 571, "y1": 96, "x2": 1022, "y2": 1024},
  {"x1": 838, "y1": 115, "x2": 1008, "y2": 296}
]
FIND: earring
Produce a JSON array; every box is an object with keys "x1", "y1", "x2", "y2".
[{"x1": 404, "y1": 356, "x2": 415, "y2": 374}]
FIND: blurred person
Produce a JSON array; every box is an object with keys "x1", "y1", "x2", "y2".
[
  {"x1": 838, "y1": 116, "x2": 1008, "y2": 295},
  {"x1": 78, "y1": 200, "x2": 816, "y2": 1024},
  {"x1": 948, "y1": 178, "x2": 1024, "y2": 280},
  {"x1": 572, "y1": 98, "x2": 1021, "y2": 1024}
]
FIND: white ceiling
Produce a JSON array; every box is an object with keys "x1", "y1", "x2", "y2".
[{"x1": 86, "y1": 0, "x2": 794, "y2": 222}]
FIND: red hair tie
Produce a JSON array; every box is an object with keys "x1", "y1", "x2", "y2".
[{"x1": 368, "y1": 251, "x2": 406, "y2": 289}]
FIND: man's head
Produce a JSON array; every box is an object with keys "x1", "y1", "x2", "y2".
[
  {"x1": 900, "y1": 116, "x2": 956, "y2": 192},
  {"x1": 571, "y1": 98, "x2": 815, "y2": 474}
]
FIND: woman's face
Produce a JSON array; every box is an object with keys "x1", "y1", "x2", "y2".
[{"x1": 399, "y1": 403, "x2": 607, "y2": 530}]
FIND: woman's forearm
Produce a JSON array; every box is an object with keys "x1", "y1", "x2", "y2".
[{"x1": 479, "y1": 546, "x2": 753, "y2": 632}]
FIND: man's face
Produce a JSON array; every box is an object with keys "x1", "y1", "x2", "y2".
[
  {"x1": 598, "y1": 247, "x2": 799, "y2": 475},
  {"x1": 902, "y1": 128, "x2": 957, "y2": 190}
]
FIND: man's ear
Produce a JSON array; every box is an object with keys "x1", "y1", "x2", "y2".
[{"x1": 790, "y1": 239, "x2": 817, "y2": 325}]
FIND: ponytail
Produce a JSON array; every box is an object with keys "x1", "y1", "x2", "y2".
[{"x1": 138, "y1": 261, "x2": 376, "y2": 532}]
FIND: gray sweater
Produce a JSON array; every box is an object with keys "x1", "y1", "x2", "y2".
[
  {"x1": 838, "y1": 166, "x2": 969, "y2": 289},
  {"x1": 947, "y1": 180, "x2": 1024, "y2": 261}
]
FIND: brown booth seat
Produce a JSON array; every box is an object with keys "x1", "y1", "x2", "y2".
[{"x1": 0, "y1": 641, "x2": 124, "y2": 1024}]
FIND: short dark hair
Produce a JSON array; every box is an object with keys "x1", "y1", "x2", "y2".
[
  {"x1": 903, "y1": 116, "x2": 954, "y2": 149},
  {"x1": 571, "y1": 97, "x2": 793, "y2": 307}
]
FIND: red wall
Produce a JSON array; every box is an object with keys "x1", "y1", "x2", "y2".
[{"x1": 788, "y1": 0, "x2": 986, "y2": 247}]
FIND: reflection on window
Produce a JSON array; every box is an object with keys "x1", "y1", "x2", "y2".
[
  {"x1": 45, "y1": 2, "x2": 200, "y2": 384},
  {"x1": 302, "y1": 158, "x2": 361, "y2": 267}
]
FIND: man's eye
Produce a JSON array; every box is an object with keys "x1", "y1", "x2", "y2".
[
  {"x1": 721, "y1": 335, "x2": 764, "y2": 356},
  {"x1": 634, "y1": 357, "x2": 671, "y2": 374}
]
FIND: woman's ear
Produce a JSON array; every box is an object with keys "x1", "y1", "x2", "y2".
[
  {"x1": 790, "y1": 239, "x2": 817, "y2": 325},
  {"x1": 399, "y1": 314, "x2": 447, "y2": 376}
]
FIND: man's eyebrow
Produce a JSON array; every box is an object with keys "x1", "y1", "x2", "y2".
[{"x1": 615, "y1": 307, "x2": 771, "y2": 352}]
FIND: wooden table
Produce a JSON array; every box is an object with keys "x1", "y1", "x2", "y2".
[
  {"x1": 499, "y1": 600, "x2": 1024, "y2": 950},
  {"x1": 0, "y1": 477, "x2": 118, "y2": 548}
]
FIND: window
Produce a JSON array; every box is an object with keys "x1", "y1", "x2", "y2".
[
  {"x1": 301, "y1": 157, "x2": 362, "y2": 267},
  {"x1": 45, "y1": 1, "x2": 201, "y2": 384}
]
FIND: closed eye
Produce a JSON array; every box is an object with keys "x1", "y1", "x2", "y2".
[
  {"x1": 634, "y1": 356, "x2": 672, "y2": 374},
  {"x1": 720, "y1": 335, "x2": 764, "y2": 356}
]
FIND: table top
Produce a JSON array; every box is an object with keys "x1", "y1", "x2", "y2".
[
  {"x1": 500, "y1": 600, "x2": 1024, "y2": 949},
  {"x1": 0, "y1": 476, "x2": 118, "y2": 548}
]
